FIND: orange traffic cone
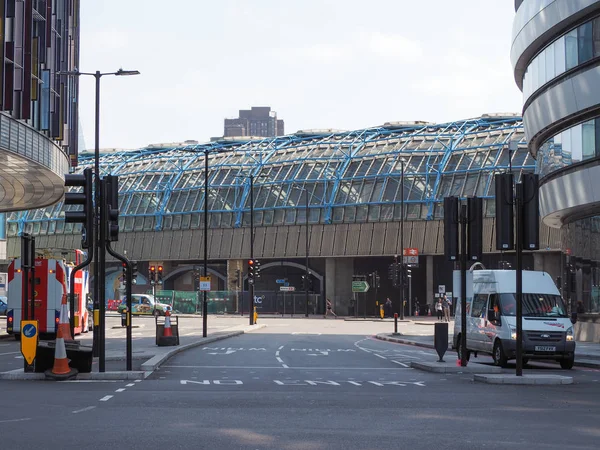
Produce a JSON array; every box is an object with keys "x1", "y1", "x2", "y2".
[
  {"x1": 58, "y1": 294, "x2": 73, "y2": 342},
  {"x1": 163, "y1": 309, "x2": 173, "y2": 337},
  {"x1": 45, "y1": 294, "x2": 78, "y2": 380},
  {"x1": 415, "y1": 309, "x2": 419, "y2": 317},
  {"x1": 428, "y1": 308, "x2": 432, "y2": 316}
]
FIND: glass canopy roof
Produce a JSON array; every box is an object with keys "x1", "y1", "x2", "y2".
[{"x1": 8, "y1": 115, "x2": 532, "y2": 237}]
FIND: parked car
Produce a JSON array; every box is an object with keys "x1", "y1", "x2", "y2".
[
  {"x1": 0, "y1": 296, "x2": 7, "y2": 315},
  {"x1": 117, "y1": 294, "x2": 170, "y2": 316}
]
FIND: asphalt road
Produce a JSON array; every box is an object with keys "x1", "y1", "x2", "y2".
[{"x1": 2, "y1": 320, "x2": 600, "y2": 449}]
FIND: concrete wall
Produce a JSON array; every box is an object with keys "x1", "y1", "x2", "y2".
[{"x1": 325, "y1": 258, "x2": 354, "y2": 315}]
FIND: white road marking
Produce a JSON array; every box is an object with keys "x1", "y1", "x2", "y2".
[
  {"x1": 0, "y1": 418, "x2": 31, "y2": 423},
  {"x1": 275, "y1": 351, "x2": 280, "y2": 357},
  {"x1": 72, "y1": 406, "x2": 96, "y2": 414},
  {"x1": 374, "y1": 354, "x2": 387, "y2": 360},
  {"x1": 99, "y1": 395, "x2": 113, "y2": 402},
  {"x1": 391, "y1": 360, "x2": 410, "y2": 368},
  {"x1": 292, "y1": 332, "x2": 321, "y2": 335},
  {"x1": 276, "y1": 357, "x2": 284, "y2": 364},
  {"x1": 126, "y1": 383, "x2": 135, "y2": 387},
  {"x1": 134, "y1": 380, "x2": 142, "y2": 382},
  {"x1": 282, "y1": 364, "x2": 289, "y2": 368},
  {"x1": 64, "y1": 380, "x2": 118, "y2": 383},
  {"x1": 163, "y1": 365, "x2": 411, "y2": 370},
  {"x1": 278, "y1": 345, "x2": 284, "y2": 350},
  {"x1": 0, "y1": 351, "x2": 20, "y2": 356},
  {"x1": 115, "y1": 388, "x2": 126, "y2": 393}
]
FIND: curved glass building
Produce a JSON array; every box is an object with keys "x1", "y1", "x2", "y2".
[{"x1": 513, "y1": 0, "x2": 600, "y2": 323}]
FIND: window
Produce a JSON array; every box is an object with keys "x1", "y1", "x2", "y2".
[
  {"x1": 578, "y1": 21, "x2": 593, "y2": 64},
  {"x1": 471, "y1": 294, "x2": 487, "y2": 318},
  {"x1": 565, "y1": 29, "x2": 579, "y2": 70}
]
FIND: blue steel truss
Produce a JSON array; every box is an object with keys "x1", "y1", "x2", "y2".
[{"x1": 7, "y1": 115, "x2": 533, "y2": 237}]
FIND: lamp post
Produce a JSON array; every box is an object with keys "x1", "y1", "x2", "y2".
[
  {"x1": 399, "y1": 159, "x2": 405, "y2": 320},
  {"x1": 60, "y1": 68, "x2": 139, "y2": 371},
  {"x1": 203, "y1": 149, "x2": 209, "y2": 337},
  {"x1": 304, "y1": 187, "x2": 310, "y2": 317}
]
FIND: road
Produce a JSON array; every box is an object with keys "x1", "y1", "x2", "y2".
[{"x1": 2, "y1": 319, "x2": 600, "y2": 449}]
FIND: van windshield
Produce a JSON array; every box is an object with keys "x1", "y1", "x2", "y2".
[{"x1": 499, "y1": 293, "x2": 567, "y2": 318}]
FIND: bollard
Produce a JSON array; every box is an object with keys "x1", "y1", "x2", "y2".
[
  {"x1": 253, "y1": 307, "x2": 258, "y2": 324},
  {"x1": 380, "y1": 304, "x2": 384, "y2": 319},
  {"x1": 121, "y1": 308, "x2": 128, "y2": 327},
  {"x1": 434, "y1": 321, "x2": 449, "y2": 362},
  {"x1": 393, "y1": 313, "x2": 400, "y2": 335}
]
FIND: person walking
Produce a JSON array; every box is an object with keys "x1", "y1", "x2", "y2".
[
  {"x1": 436, "y1": 298, "x2": 443, "y2": 321},
  {"x1": 443, "y1": 294, "x2": 451, "y2": 322},
  {"x1": 324, "y1": 298, "x2": 337, "y2": 319},
  {"x1": 385, "y1": 298, "x2": 392, "y2": 318}
]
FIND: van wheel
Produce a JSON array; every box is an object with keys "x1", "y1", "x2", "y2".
[
  {"x1": 560, "y1": 356, "x2": 574, "y2": 370},
  {"x1": 456, "y1": 335, "x2": 470, "y2": 362},
  {"x1": 493, "y1": 340, "x2": 508, "y2": 368}
]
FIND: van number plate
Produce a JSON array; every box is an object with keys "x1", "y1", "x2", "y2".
[{"x1": 535, "y1": 346, "x2": 556, "y2": 352}]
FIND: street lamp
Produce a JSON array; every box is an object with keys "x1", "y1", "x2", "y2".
[
  {"x1": 60, "y1": 68, "x2": 140, "y2": 371},
  {"x1": 399, "y1": 159, "x2": 405, "y2": 320}
]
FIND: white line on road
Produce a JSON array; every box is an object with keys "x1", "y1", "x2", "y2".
[
  {"x1": 134, "y1": 380, "x2": 142, "y2": 382},
  {"x1": 126, "y1": 383, "x2": 135, "y2": 387},
  {"x1": 276, "y1": 357, "x2": 284, "y2": 364},
  {"x1": 275, "y1": 351, "x2": 280, "y2": 357},
  {"x1": 391, "y1": 360, "x2": 410, "y2": 368},
  {"x1": 0, "y1": 351, "x2": 20, "y2": 356},
  {"x1": 115, "y1": 388, "x2": 126, "y2": 393},
  {"x1": 99, "y1": 395, "x2": 113, "y2": 402},
  {"x1": 162, "y1": 365, "x2": 411, "y2": 370},
  {"x1": 278, "y1": 345, "x2": 284, "y2": 350},
  {"x1": 72, "y1": 406, "x2": 96, "y2": 414},
  {"x1": 0, "y1": 418, "x2": 31, "y2": 423},
  {"x1": 282, "y1": 364, "x2": 289, "y2": 368},
  {"x1": 374, "y1": 354, "x2": 387, "y2": 360}
]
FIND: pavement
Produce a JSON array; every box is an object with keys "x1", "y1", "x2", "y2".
[{"x1": 372, "y1": 315, "x2": 600, "y2": 384}]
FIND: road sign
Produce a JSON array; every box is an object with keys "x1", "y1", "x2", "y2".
[
  {"x1": 276, "y1": 279, "x2": 286, "y2": 284},
  {"x1": 280, "y1": 286, "x2": 295, "y2": 292},
  {"x1": 438, "y1": 285, "x2": 446, "y2": 294},
  {"x1": 403, "y1": 248, "x2": 419, "y2": 256},
  {"x1": 403, "y1": 256, "x2": 418, "y2": 265},
  {"x1": 446, "y1": 292, "x2": 453, "y2": 298},
  {"x1": 199, "y1": 276, "x2": 211, "y2": 291},
  {"x1": 21, "y1": 320, "x2": 39, "y2": 366},
  {"x1": 352, "y1": 281, "x2": 370, "y2": 293}
]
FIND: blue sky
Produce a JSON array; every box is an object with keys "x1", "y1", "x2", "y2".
[{"x1": 78, "y1": 0, "x2": 522, "y2": 150}]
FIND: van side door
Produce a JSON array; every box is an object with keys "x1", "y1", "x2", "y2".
[
  {"x1": 468, "y1": 294, "x2": 488, "y2": 351},
  {"x1": 482, "y1": 294, "x2": 501, "y2": 353}
]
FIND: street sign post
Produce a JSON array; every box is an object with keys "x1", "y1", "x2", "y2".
[
  {"x1": 276, "y1": 279, "x2": 286, "y2": 284},
  {"x1": 199, "y1": 276, "x2": 211, "y2": 291},
  {"x1": 280, "y1": 286, "x2": 295, "y2": 292},
  {"x1": 352, "y1": 281, "x2": 370, "y2": 293}
]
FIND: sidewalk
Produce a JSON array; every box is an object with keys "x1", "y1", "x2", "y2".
[
  {"x1": 0, "y1": 322, "x2": 266, "y2": 380},
  {"x1": 374, "y1": 317, "x2": 600, "y2": 368}
]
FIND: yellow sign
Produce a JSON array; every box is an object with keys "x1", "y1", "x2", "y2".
[
  {"x1": 20, "y1": 320, "x2": 39, "y2": 366},
  {"x1": 199, "y1": 276, "x2": 211, "y2": 291}
]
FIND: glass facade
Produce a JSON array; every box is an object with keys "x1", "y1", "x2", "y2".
[
  {"x1": 7, "y1": 117, "x2": 533, "y2": 237},
  {"x1": 536, "y1": 117, "x2": 600, "y2": 177},
  {"x1": 522, "y1": 16, "x2": 600, "y2": 101}
]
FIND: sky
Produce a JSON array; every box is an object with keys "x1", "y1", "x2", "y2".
[{"x1": 78, "y1": 0, "x2": 523, "y2": 151}]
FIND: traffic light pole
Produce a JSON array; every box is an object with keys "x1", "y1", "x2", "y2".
[
  {"x1": 305, "y1": 189, "x2": 309, "y2": 317},
  {"x1": 106, "y1": 244, "x2": 133, "y2": 371},
  {"x1": 249, "y1": 175, "x2": 255, "y2": 326},
  {"x1": 68, "y1": 248, "x2": 93, "y2": 339},
  {"x1": 460, "y1": 204, "x2": 468, "y2": 368},
  {"x1": 203, "y1": 149, "x2": 209, "y2": 337},
  {"x1": 399, "y1": 159, "x2": 405, "y2": 320},
  {"x1": 98, "y1": 178, "x2": 107, "y2": 372}
]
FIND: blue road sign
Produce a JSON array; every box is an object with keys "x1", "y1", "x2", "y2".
[
  {"x1": 276, "y1": 279, "x2": 286, "y2": 284},
  {"x1": 284, "y1": 282, "x2": 289, "y2": 287},
  {"x1": 23, "y1": 323, "x2": 37, "y2": 338}
]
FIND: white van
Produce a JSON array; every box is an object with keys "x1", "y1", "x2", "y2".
[{"x1": 453, "y1": 270, "x2": 575, "y2": 369}]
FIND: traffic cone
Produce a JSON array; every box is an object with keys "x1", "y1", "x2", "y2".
[
  {"x1": 163, "y1": 309, "x2": 173, "y2": 337},
  {"x1": 58, "y1": 294, "x2": 73, "y2": 342},
  {"x1": 428, "y1": 308, "x2": 432, "y2": 316},
  {"x1": 415, "y1": 309, "x2": 419, "y2": 317},
  {"x1": 45, "y1": 294, "x2": 78, "y2": 380}
]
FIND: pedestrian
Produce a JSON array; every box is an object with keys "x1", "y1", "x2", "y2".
[
  {"x1": 385, "y1": 298, "x2": 392, "y2": 318},
  {"x1": 436, "y1": 298, "x2": 443, "y2": 321},
  {"x1": 443, "y1": 294, "x2": 451, "y2": 322},
  {"x1": 324, "y1": 298, "x2": 337, "y2": 319}
]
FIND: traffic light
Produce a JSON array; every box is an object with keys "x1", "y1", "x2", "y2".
[
  {"x1": 122, "y1": 262, "x2": 127, "y2": 281},
  {"x1": 444, "y1": 196, "x2": 459, "y2": 261},
  {"x1": 375, "y1": 273, "x2": 380, "y2": 289},
  {"x1": 131, "y1": 261, "x2": 138, "y2": 285},
  {"x1": 248, "y1": 259, "x2": 255, "y2": 284},
  {"x1": 467, "y1": 196, "x2": 483, "y2": 261},
  {"x1": 388, "y1": 263, "x2": 399, "y2": 287},
  {"x1": 149, "y1": 265, "x2": 156, "y2": 285},
  {"x1": 64, "y1": 168, "x2": 93, "y2": 249},
  {"x1": 521, "y1": 173, "x2": 540, "y2": 250},
  {"x1": 495, "y1": 173, "x2": 514, "y2": 250},
  {"x1": 255, "y1": 259, "x2": 261, "y2": 279},
  {"x1": 157, "y1": 265, "x2": 164, "y2": 285},
  {"x1": 105, "y1": 175, "x2": 119, "y2": 242}
]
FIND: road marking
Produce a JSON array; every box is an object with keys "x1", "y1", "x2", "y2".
[
  {"x1": 126, "y1": 383, "x2": 135, "y2": 387},
  {"x1": 291, "y1": 332, "x2": 321, "y2": 335},
  {"x1": 115, "y1": 388, "x2": 126, "y2": 393},
  {"x1": 134, "y1": 380, "x2": 142, "y2": 382},
  {"x1": 72, "y1": 406, "x2": 96, "y2": 414},
  {"x1": 391, "y1": 360, "x2": 410, "y2": 368},
  {"x1": 163, "y1": 365, "x2": 412, "y2": 370},
  {"x1": 99, "y1": 395, "x2": 113, "y2": 402},
  {"x1": 0, "y1": 351, "x2": 25, "y2": 356},
  {"x1": 276, "y1": 357, "x2": 284, "y2": 364},
  {"x1": 275, "y1": 351, "x2": 280, "y2": 357},
  {"x1": 374, "y1": 354, "x2": 387, "y2": 360},
  {"x1": 0, "y1": 418, "x2": 31, "y2": 423},
  {"x1": 64, "y1": 380, "x2": 118, "y2": 383},
  {"x1": 282, "y1": 364, "x2": 289, "y2": 368},
  {"x1": 278, "y1": 345, "x2": 284, "y2": 350}
]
